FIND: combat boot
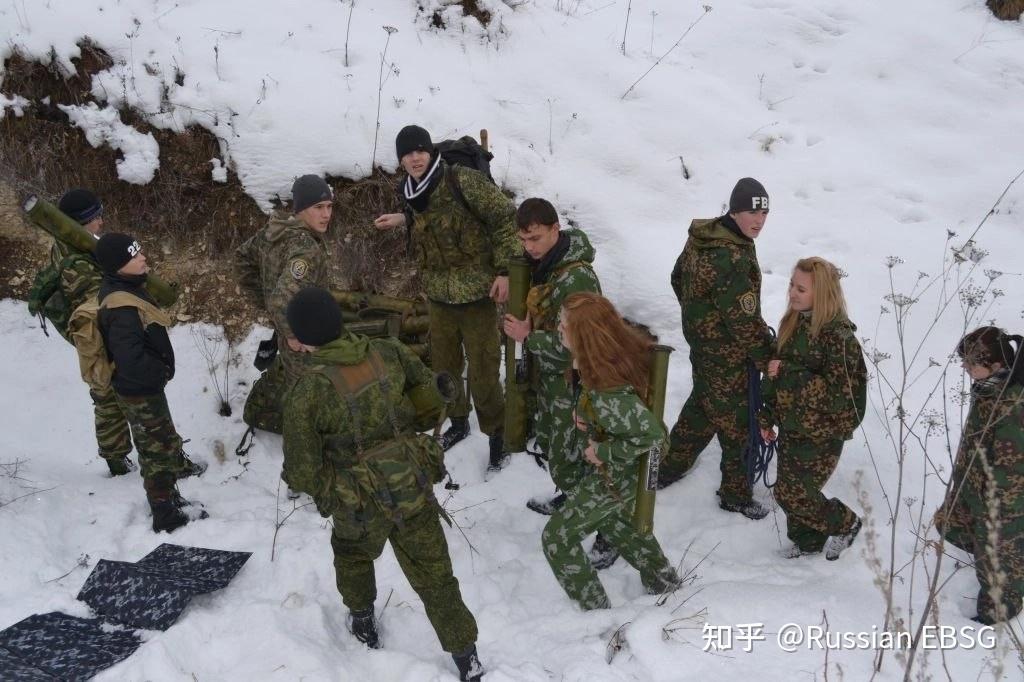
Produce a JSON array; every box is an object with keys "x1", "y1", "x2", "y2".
[
  {"x1": 348, "y1": 607, "x2": 381, "y2": 649},
  {"x1": 486, "y1": 432, "x2": 509, "y2": 474},
  {"x1": 645, "y1": 567, "x2": 683, "y2": 595},
  {"x1": 717, "y1": 493, "x2": 769, "y2": 520},
  {"x1": 145, "y1": 473, "x2": 189, "y2": 533},
  {"x1": 106, "y1": 456, "x2": 137, "y2": 477},
  {"x1": 526, "y1": 492, "x2": 566, "y2": 516},
  {"x1": 176, "y1": 451, "x2": 208, "y2": 480},
  {"x1": 452, "y1": 644, "x2": 485, "y2": 681},
  {"x1": 588, "y1": 532, "x2": 620, "y2": 570},
  {"x1": 781, "y1": 544, "x2": 821, "y2": 559},
  {"x1": 439, "y1": 417, "x2": 470, "y2": 451},
  {"x1": 824, "y1": 518, "x2": 862, "y2": 560}
]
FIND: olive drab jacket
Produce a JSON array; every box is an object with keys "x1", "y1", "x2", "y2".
[
  {"x1": 283, "y1": 334, "x2": 448, "y2": 538},
  {"x1": 759, "y1": 314, "x2": 868, "y2": 441},
  {"x1": 234, "y1": 211, "x2": 331, "y2": 339},
  {"x1": 671, "y1": 218, "x2": 774, "y2": 368},
  {"x1": 407, "y1": 163, "x2": 520, "y2": 304}
]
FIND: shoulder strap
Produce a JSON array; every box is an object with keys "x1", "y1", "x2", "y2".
[
  {"x1": 445, "y1": 166, "x2": 487, "y2": 229},
  {"x1": 101, "y1": 291, "x2": 174, "y2": 328},
  {"x1": 319, "y1": 350, "x2": 403, "y2": 454}
]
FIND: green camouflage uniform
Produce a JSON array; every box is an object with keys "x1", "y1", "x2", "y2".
[
  {"x1": 50, "y1": 241, "x2": 133, "y2": 465},
  {"x1": 116, "y1": 392, "x2": 184, "y2": 479},
  {"x1": 661, "y1": 218, "x2": 774, "y2": 503},
  {"x1": 758, "y1": 313, "x2": 867, "y2": 551},
  {"x1": 409, "y1": 164, "x2": 520, "y2": 436},
  {"x1": 283, "y1": 334, "x2": 479, "y2": 653},
  {"x1": 933, "y1": 372, "x2": 1024, "y2": 623},
  {"x1": 524, "y1": 228, "x2": 601, "y2": 490},
  {"x1": 542, "y1": 384, "x2": 678, "y2": 609},
  {"x1": 235, "y1": 211, "x2": 332, "y2": 435}
]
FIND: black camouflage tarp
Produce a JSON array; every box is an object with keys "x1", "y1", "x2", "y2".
[
  {"x1": 77, "y1": 544, "x2": 252, "y2": 630},
  {"x1": 0, "y1": 612, "x2": 140, "y2": 682},
  {"x1": 0, "y1": 544, "x2": 251, "y2": 680}
]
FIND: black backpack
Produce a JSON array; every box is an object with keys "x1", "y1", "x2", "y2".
[{"x1": 435, "y1": 135, "x2": 494, "y2": 184}]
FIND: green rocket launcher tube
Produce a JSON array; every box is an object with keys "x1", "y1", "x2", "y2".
[
  {"x1": 633, "y1": 344, "x2": 674, "y2": 534},
  {"x1": 502, "y1": 257, "x2": 531, "y2": 453},
  {"x1": 22, "y1": 194, "x2": 180, "y2": 308}
]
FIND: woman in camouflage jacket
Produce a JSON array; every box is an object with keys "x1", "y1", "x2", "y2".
[
  {"x1": 933, "y1": 326, "x2": 1024, "y2": 624},
  {"x1": 759, "y1": 257, "x2": 867, "y2": 560},
  {"x1": 540, "y1": 292, "x2": 679, "y2": 610}
]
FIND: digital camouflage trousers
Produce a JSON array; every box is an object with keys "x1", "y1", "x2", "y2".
[{"x1": 330, "y1": 506, "x2": 479, "y2": 653}]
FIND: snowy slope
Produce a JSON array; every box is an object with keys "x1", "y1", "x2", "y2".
[{"x1": 2, "y1": 1, "x2": 1024, "y2": 680}]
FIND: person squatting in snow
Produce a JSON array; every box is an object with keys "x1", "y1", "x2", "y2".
[
  {"x1": 932, "y1": 326, "x2": 1024, "y2": 625},
  {"x1": 757, "y1": 257, "x2": 868, "y2": 560}
]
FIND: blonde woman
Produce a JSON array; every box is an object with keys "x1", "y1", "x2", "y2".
[{"x1": 759, "y1": 257, "x2": 867, "y2": 560}]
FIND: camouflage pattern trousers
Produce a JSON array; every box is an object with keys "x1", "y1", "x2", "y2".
[
  {"x1": 242, "y1": 334, "x2": 311, "y2": 435},
  {"x1": 662, "y1": 362, "x2": 752, "y2": 504},
  {"x1": 536, "y1": 371, "x2": 584, "y2": 492},
  {"x1": 114, "y1": 391, "x2": 187, "y2": 480},
  {"x1": 934, "y1": 495, "x2": 1024, "y2": 622},
  {"x1": 542, "y1": 480, "x2": 676, "y2": 610},
  {"x1": 88, "y1": 385, "x2": 132, "y2": 462},
  {"x1": 429, "y1": 298, "x2": 504, "y2": 436},
  {"x1": 330, "y1": 507, "x2": 479, "y2": 653},
  {"x1": 774, "y1": 436, "x2": 857, "y2": 551}
]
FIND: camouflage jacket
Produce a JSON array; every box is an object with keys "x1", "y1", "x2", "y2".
[
  {"x1": 234, "y1": 211, "x2": 331, "y2": 338},
  {"x1": 282, "y1": 334, "x2": 446, "y2": 534},
  {"x1": 407, "y1": 163, "x2": 520, "y2": 304},
  {"x1": 951, "y1": 373, "x2": 1024, "y2": 519},
  {"x1": 51, "y1": 241, "x2": 103, "y2": 316},
  {"x1": 525, "y1": 228, "x2": 601, "y2": 375},
  {"x1": 759, "y1": 314, "x2": 867, "y2": 441},
  {"x1": 671, "y1": 218, "x2": 773, "y2": 369},
  {"x1": 575, "y1": 384, "x2": 665, "y2": 502}
]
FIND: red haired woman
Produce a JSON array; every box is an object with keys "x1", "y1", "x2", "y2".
[{"x1": 541, "y1": 292, "x2": 679, "y2": 609}]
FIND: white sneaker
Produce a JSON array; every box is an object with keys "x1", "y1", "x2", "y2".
[{"x1": 825, "y1": 518, "x2": 863, "y2": 561}]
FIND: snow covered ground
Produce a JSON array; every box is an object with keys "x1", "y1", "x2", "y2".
[{"x1": 2, "y1": 0, "x2": 1024, "y2": 679}]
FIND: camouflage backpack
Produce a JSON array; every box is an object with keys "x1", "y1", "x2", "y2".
[
  {"x1": 318, "y1": 351, "x2": 446, "y2": 534},
  {"x1": 26, "y1": 253, "x2": 94, "y2": 341}
]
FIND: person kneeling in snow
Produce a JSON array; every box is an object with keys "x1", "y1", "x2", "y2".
[
  {"x1": 541, "y1": 292, "x2": 680, "y2": 609},
  {"x1": 933, "y1": 326, "x2": 1024, "y2": 624},
  {"x1": 282, "y1": 287, "x2": 484, "y2": 681},
  {"x1": 94, "y1": 233, "x2": 207, "y2": 533}
]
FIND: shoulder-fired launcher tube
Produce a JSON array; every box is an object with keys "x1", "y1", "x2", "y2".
[
  {"x1": 502, "y1": 257, "x2": 532, "y2": 453},
  {"x1": 22, "y1": 195, "x2": 180, "y2": 308},
  {"x1": 633, "y1": 344, "x2": 674, "y2": 534}
]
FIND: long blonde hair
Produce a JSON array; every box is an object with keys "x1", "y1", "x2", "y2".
[{"x1": 777, "y1": 257, "x2": 848, "y2": 350}]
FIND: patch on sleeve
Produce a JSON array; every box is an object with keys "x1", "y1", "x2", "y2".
[
  {"x1": 739, "y1": 291, "x2": 758, "y2": 315},
  {"x1": 289, "y1": 259, "x2": 309, "y2": 281}
]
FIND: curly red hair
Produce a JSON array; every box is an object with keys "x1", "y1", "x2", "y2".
[{"x1": 562, "y1": 292, "x2": 652, "y2": 398}]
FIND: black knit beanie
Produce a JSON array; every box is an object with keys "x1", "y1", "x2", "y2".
[
  {"x1": 729, "y1": 178, "x2": 769, "y2": 213},
  {"x1": 291, "y1": 175, "x2": 333, "y2": 214},
  {"x1": 95, "y1": 233, "x2": 141, "y2": 274},
  {"x1": 286, "y1": 287, "x2": 344, "y2": 347},
  {"x1": 395, "y1": 125, "x2": 433, "y2": 160},
  {"x1": 58, "y1": 189, "x2": 103, "y2": 224}
]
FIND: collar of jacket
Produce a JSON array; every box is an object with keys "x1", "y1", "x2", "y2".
[
  {"x1": 312, "y1": 333, "x2": 371, "y2": 365},
  {"x1": 687, "y1": 217, "x2": 752, "y2": 247},
  {"x1": 264, "y1": 210, "x2": 326, "y2": 243},
  {"x1": 973, "y1": 368, "x2": 1011, "y2": 398},
  {"x1": 529, "y1": 232, "x2": 571, "y2": 284}
]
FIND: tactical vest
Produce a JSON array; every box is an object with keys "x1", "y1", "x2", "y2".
[{"x1": 316, "y1": 352, "x2": 446, "y2": 535}]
